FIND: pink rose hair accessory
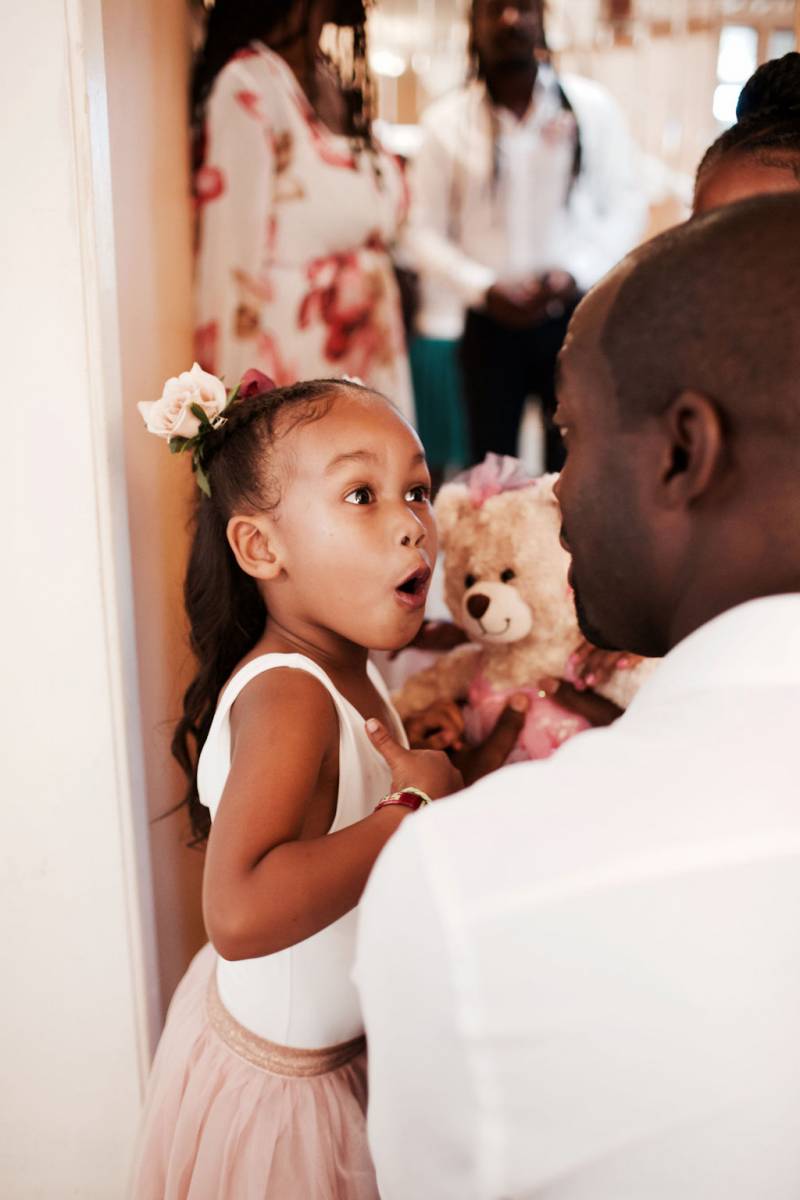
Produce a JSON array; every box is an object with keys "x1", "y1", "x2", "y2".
[
  {"x1": 456, "y1": 452, "x2": 537, "y2": 508},
  {"x1": 138, "y1": 364, "x2": 276, "y2": 496}
]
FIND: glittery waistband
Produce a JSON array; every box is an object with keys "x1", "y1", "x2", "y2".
[{"x1": 206, "y1": 974, "x2": 366, "y2": 1077}]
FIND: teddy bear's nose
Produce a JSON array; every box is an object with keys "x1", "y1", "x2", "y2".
[{"x1": 466, "y1": 593, "x2": 491, "y2": 620}]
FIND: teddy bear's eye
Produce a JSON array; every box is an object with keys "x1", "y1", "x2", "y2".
[
  {"x1": 464, "y1": 573, "x2": 477, "y2": 589},
  {"x1": 500, "y1": 568, "x2": 516, "y2": 583}
]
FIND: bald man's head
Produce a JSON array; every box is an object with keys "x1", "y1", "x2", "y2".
[
  {"x1": 601, "y1": 192, "x2": 800, "y2": 440},
  {"x1": 554, "y1": 192, "x2": 800, "y2": 659}
]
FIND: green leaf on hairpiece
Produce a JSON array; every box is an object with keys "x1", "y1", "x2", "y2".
[
  {"x1": 169, "y1": 436, "x2": 191, "y2": 454},
  {"x1": 194, "y1": 461, "x2": 212, "y2": 497},
  {"x1": 190, "y1": 403, "x2": 211, "y2": 428},
  {"x1": 225, "y1": 384, "x2": 240, "y2": 408}
]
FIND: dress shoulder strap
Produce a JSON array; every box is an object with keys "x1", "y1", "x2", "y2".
[{"x1": 212, "y1": 653, "x2": 344, "y2": 729}]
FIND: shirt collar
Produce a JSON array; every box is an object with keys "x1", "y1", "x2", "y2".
[{"x1": 628, "y1": 594, "x2": 800, "y2": 710}]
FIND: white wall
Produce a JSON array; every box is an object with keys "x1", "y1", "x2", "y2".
[
  {"x1": 0, "y1": 1, "x2": 155, "y2": 1193},
  {"x1": 102, "y1": 0, "x2": 206, "y2": 1016}
]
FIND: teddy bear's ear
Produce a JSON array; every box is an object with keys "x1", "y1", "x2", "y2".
[{"x1": 434, "y1": 482, "x2": 471, "y2": 543}]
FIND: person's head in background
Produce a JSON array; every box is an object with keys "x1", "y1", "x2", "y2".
[
  {"x1": 191, "y1": 0, "x2": 370, "y2": 134},
  {"x1": 467, "y1": 0, "x2": 581, "y2": 174},
  {"x1": 554, "y1": 193, "x2": 800, "y2": 660},
  {"x1": 468, "y1": 0, "x2": 545, "y2": 81},
  {"x1": 694, "y1": 52, "x2": 800, "y2": 214}
]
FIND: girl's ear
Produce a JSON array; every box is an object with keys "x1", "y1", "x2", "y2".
[
  {"x1": 434, "y1": 482, "x2": 471, "y2": 544},
  {"x1": 226, "y1": 514, "x2": 283, "y2": 581}
]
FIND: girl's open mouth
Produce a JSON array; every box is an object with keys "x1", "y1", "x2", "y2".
[{"x1": 394, "y1": 565, "x2": 431, "y2": 610}]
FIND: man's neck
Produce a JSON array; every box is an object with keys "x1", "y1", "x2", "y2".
[
  {"x1": 484, "y1": 62, "x2": 538, "y2": 120},
  {"x1": 666, "y1": 572, "x2": 800, "y2": 656}
]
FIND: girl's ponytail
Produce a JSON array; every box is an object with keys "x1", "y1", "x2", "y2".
[{"x1": 171, "y1": 497, "x2": 265, "y2": 843}]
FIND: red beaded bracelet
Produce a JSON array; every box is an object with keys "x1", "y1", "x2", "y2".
[{"x1": 374, "y1": 787, "x2": 431, "y2": 813}]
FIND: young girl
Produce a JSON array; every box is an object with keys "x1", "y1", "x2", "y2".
[{"x1": 131, "y1": 369, "x2": 460, "y2": 1199}]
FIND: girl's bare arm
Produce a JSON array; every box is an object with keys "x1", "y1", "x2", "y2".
[{"x1": 203, "y1": 669, "x2": 456, "y2": 960}]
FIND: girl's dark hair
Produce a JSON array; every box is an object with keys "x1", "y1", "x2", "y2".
[
  {"x1": 191, "y1": 0, "x2": 375, "y2": 153},
  {"x1": 171, "y1": 377, "x2": 355, "y2": 844},
  {"x1": 695, "y1": 52, "x2": 800, "y2": 192}
]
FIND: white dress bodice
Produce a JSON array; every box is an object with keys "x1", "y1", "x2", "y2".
[{"x1": 197, "y1": 653, "x2": 407, "y2": 1048}]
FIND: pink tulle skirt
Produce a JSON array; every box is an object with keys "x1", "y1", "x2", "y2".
[{"x1": 130, "y1": 943, "x2": 379, "y2": 1199}]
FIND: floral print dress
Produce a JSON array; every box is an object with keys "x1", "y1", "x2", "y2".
[{"x1": 194, "y1": 43, "x2": 414, "y2": 422}]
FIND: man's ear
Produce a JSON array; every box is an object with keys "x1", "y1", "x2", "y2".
[
  {"x1": 227, "y1": 513, "x2": 283, "y2": 581},
  {"x1": 659, "y1": 390, "x2": 724, "y2": 507}
]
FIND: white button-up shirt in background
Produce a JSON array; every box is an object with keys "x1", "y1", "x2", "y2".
[
  {"x1": 355, "y1": 595, "x2": 800, "y2": 1199},
  {"x1": 403, "y1": 67, "x2": 648, "y2": 338}
]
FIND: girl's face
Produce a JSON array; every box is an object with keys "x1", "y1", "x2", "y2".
[
  {"x1": 694, "y1": 152, "x2": 800, "y2": 215},
  {"x1": 265, "y1": 390, "x2": 437, "y2": 654}
]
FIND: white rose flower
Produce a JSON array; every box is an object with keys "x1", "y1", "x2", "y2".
[{"x1": 138, "y1": 362, "x2": 228, "y2": 441}]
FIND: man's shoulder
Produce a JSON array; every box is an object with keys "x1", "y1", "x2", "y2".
[
  {"x1": 558, "y1": 72, "x2": 624, "y2": 123},
  {"x1": 408, "y1": 727, "x2": 628, "y2": 869}
]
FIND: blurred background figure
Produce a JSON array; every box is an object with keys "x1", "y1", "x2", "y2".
[
  {"x1": 694, "y1": 50, "x2": 800, "y2": 212},
  {"x1": 403, "y1": 0, "x2": 646, "y2": 471},
  {"x1": 191, "y1": 0, "x2": 415, "y2": 419},
  {"x1": 405, "y1": 262, "x2": 470, "y2": 493}
]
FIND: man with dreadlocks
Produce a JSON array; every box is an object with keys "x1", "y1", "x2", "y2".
[{"x1": 405, "y1": 0, "x2": 645, "y2": 470}]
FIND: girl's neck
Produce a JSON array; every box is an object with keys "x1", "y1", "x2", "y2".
[{"x1": 257, "y1": 616, "x2": 370, "y2": 678}]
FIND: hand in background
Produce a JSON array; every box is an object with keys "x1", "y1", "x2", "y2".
[
  {"x1": 542, "y1": 269, "x2": 578, "y2": 303},
  {"x1": 403, "y1": 694, "x2": 529, "y2": 784},
  {"x1": 539, "y1": 676, "x2": 622, "y2": 727},
  {"x1": 486, "y1": 272, "x2": 578, "y2": 329},
  {"x1": 485, "y1": 279, "x2": 550, "y2": 328},
  {"x1": 451, "y1": 695, "x2": 529, "y2": 784},
  {"x1": 405, "y1": 701, "x2": 466, "y2": 752},
  {"x1": 564, "y1": 639, "x2": 642, "y2": 692},
  {"x1": 389, "y1": 619, "x2": 469, "y2": 660}
]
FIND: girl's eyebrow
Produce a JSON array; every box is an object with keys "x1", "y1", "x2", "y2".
[
  {"x1": 325, "y1": 449, "x2": 427, "y2": 473},
  {"x1": 325, "y1": 449, "x2": 379, "y2": 474}
]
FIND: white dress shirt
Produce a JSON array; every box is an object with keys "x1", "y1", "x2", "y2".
[
  {"x1": 355, "y1": 595, "x2": 800, "y2": 1199},
  {"x1": 404, "y1": 67, "x2": 647, "y2": 334}
]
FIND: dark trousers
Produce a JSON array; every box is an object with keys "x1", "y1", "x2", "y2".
[{"x1": 460, "y1": 301, "x2": 580, "y2": 473}]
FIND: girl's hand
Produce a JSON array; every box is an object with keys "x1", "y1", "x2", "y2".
[
  {"x1": 404, "y1": 700, "x2": 465, "y2": 751},
  {"x1": 565, "y1": 640, "x2": 641, "y2": 692},
  {"x1": 366, "y1": 719, "x2": 464, "y2": 800}
]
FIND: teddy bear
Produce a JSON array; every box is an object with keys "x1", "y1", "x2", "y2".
[{"x1": 393, "y1": 454, "x2": 656, "y2": 763}]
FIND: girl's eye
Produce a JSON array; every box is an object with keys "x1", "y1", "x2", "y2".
[
  {"x1": 405, "y1": 484, "x2": 431, "y2": 503},
  {"x1": 344, "y1": 486, "x2": 374, "y2": 505},
  {"x1": 500, "y1": 568, "x2": 515, "y2": 582},
  {"x1": 465, "y1": 573, "x2": 477, "y2": 589}
]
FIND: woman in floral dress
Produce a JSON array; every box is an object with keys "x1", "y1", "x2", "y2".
[{"x1": 192, "y1": 0, "x2": 414, "y2": 422}]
